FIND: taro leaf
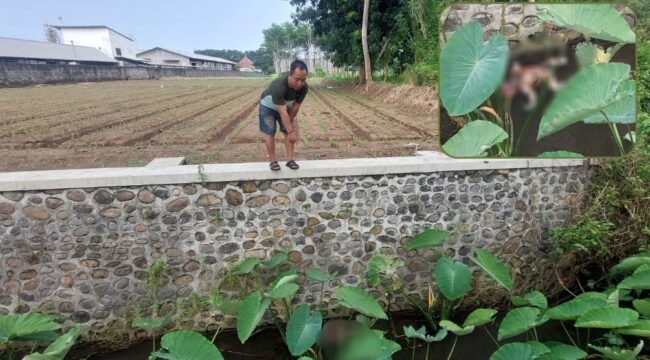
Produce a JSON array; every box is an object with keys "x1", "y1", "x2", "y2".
[
  {"x1": 617, "y1": 319, "x2": 650, "y2": 337},
  {"x1": 539, "y1": 341, "x2": 588, "y2": 360},
  {"x1": 525, "y1": 341, "x2": 552, "y2": 357},
  {"x1": 0, "y1": 312, "x2": 60, "y2": 343},
  {"x1": 234, "y1": 257, "x2": 261, "y2": 275},
  {"x1": 609, "y1": 255, "x2": 650, "y2": 279},
  {"x1": 236, "y1": 291, "x2": 272, "y2": 343},
  {"x1": 537, "y1": 63, "x2": 631, "y2": 140},
  {"x1": 583, "y1": 80, "x2": 636, "y2": 124},
  {"x1": 589, "y1": 340, "x2": 644, "y2": 360},
  {"x1": 440, "y1": 21, "x2": 508, "y2": 116},
  {"x1": 624, "y1": 131, "x2": 636, "y2": 143},
  {"x1": 546, "y1": 292, "x2": 608, "y2": 320},
  {"x1": 132, "y1": 314, "x2": 172, "y2": 330},
  {"x1": 617, "y1": 270, "x2": 650, "y2": 290},
  {"x1": 208, "y1": 293, "x2": 241, "y2": 316},
  {"x1": 498, "y1": 307, "x2": 548, "y2": 341},
  {"x1": 366, "y1": 255, "x2": 403, "y2": 287},
  {"x1": 463, "y1": 308, "x2": 498, "y2": 328},
  {"x1": 406, "y1": 228, "x2": 448, "y2": 250},
  {"x1": 635, "y1": 264, "x2": 650, "y2": 274},
  {"x1": 305, "y1": 268, "x2": 334, "y2": 282},
  {"x1": 434, "y1": 256, "x2": 472, "y2": 301},
  {"x1": 510, "y1": 291, "x2": 548, "y2": 309},
  {"x1": 536, "y1": 4, "x2": 635, "y2": 44},
  {"x1": 576, "y1": 42, "x2": 624, "y2": 67},
  {"x1": 538, "y1": 151, "x2": 583, "y2": 158},
  {"x1": 575, "y1": 307, "x2": 638, "y2": 329},
  {"x1": 490, "y1": 342, "x2": 546, "y2": 360},
  {"x1": 335, "y1": 286, "x2": 388, "y2": 320},
  {"x1": 286, "y1": 304, "x2": 322, "y2": 356},
  {"x1": 259, "y1": 252, "x2": 288, "y2": 270},
  {"x1": 471, "y1": 249, "x2": 512, "y2": 291},
  {"x1": 151, "y1": 330, "x2": 224, "y2": 360},
  {"x1": 335, "y1": 329, "x2": 401, "y2": 360},
  {"x1": 266, "y1": 272, "x2": 299, "y2": 299},
  {"x1": 439, "y1": 320, "x2": 475, "y2": 336},
  {"x1": 403, "y1": 325, "x2": 448, "y2": 342},
  {"x1": 632, "y1": 299, "x2": 650, "y2": 317},
  {"x1": 442, "y1": 120, "x2": 508, "y2": 157},
  {"x1": 23, "y1": 326, "x2": 82, "y2": 360}
]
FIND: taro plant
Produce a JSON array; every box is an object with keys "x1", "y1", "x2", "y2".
[
  {"x1": 150, "y1": 330, "x2": 224, "y2": 360},
  {"x1": 440, "y1": 4, "x2": 636, "y2": 158},
  {"x1": 132, "y1": 314, "x2": 172, "y2": 355},
  {"x1": 0, "y1": 312, "x2": 83, "y2": 360}
]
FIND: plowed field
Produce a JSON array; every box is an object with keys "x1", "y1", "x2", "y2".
[{"x1": 0, "y1": 78, "x2": 437, "y2": 171}]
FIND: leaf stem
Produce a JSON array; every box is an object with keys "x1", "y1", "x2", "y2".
[
  {"x1": 446, "y1": 336, "x2": 458, "y2": 360},
  {"x1": 601, "y1": 110, "x2": 625, "y2": 155},
  {"x1": 483, "y1": 326, "x2": 500, "y2": 348},
  {"x1": 400, "y1": 288, "x2": 436, "y2": 330},
  {"x1": 560, "y1": 321, "x2": 578, "y2": 348}
]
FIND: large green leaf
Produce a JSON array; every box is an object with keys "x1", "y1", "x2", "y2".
[
  {"x1": 366, "y1": 255, "x2": 403, "y2": 287},
  {"x1": 335, "y1": 329, "x2": 401, "y2": 360},
  {"x1": 632, "y1": 299, "x2": 650, "y2": 317},
  {"x1": 442, "y1": 120, "x2": 508, "y2": 157},
  {"x1": 490, "y1": 342, "x2": 548, "y2": 360},
  {"x1": 440, "y1": 21, "x2": 508, "y2": 116},
  {"x1": 583, "y1": 80, "x2": 636, "y2": 124},
  {"x1": 471, "y1": 249, "x2": 512, "y2": 291},
  {"x1": 236, "y1": 291, "x2": 272, "y2": 343},
  {"x1": 511, "y1": 291, "x2": 548, "y2": 309},
  {"x1": 609, "y1": 255, "x2": 650, "y2": 278},
  {"x1": 406, "y1": 229, "x2": 448, "y2": 250},
  {"x1": 536, "y1": 4, "x2": 635, "y2": 43},
  {"x1": 152, "y1": 330, "x2": 224, "y2": 360},
  {"x1": 266, "y1": 270, "x2": 300, "y2": 299},
  {"x1": 23, "y1": 326, "x2": 82, "y2": 360},
  {"x1": 617, "y1": 270, "x2": 650, "y2": 290},
  {"x1": 575, "y1": 307, "x2": 638, "y2": 328},
  {"x1": 538, "y1": 151, "x2": 583, "y2": 158},
  {"x1": 617, "y1": 319, "x2": 650, "y2": 337},
  {"x1": 498, "y1": 307, "x2": 548, "y2": 341},
  {"x1": 589, "y1": 341, "x2": 644, "y2": 360},
  {"x1": 539, "y1": 342, "x2": 587, "y2": 360},
  {"x1": 259, "y1": 252, "x2": 288, "y2": 270},
  {"x1": 132, "y1": 314, "x2": 172, "y2": 330},
  {"x1": 463, "y1": 308, "x2": 498, "y2": 327},
  {"x1": 335, "y1": 286, "x2": 388, "y2": 320},
  {"x1": 0, "y1": 312, "x2": 60, "y2": 343},
  {"x1": 546, "y1": 293, "x2": 608, "y2": 320},
  {"x1": 208, "y1": 293, "x2": 241, "y2": 316},
  {"x1": 576, "y1": 42, "x2": 623, "y2": 67},
  {"x1": 439, "y1": 320, "x2": 475, "y2": 336},
  {"x1": 286, "y1": 304, "x2": 322, "y2": 356},
  {"x1": 537, "y1": 63, "x2": 631, "y2": 140},
  {"x1": 234, "y1": 257, "x2": 261, "y2": 275},
  {"x1": 434, "y1": 256, "x2": 472, "y2": 301}
]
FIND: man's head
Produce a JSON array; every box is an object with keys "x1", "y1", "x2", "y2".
[{"x1": 288, "y1": 60, "x2": 308, "y2": 90}]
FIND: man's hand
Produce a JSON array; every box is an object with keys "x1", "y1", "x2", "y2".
[{"x1": 286, "y1": 131, "x2": 298, "y2": 143}]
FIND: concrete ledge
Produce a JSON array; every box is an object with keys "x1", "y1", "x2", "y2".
[
  {"x1": 0, "y1": 153, "x2": 591, "y2": 191},
  {"x1": 146, "y1": 157, "x2": 187, "y2": 167}
]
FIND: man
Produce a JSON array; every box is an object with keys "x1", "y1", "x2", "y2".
[{"x1": 259, "y1": 60, "x2": 308, "y2": 171}]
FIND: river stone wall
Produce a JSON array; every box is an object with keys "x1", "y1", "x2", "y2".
[{"x1": 0, "y1": 166, "x2": 589, "y2": 340}]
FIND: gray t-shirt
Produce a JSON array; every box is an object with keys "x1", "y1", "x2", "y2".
[{"x1": 260, "y1": 75, "x2": 308, "y2": 110}]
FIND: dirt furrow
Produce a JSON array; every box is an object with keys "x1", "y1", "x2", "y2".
[{"x1": 310, "y1": 88, "x2": 370, "y2": 140}]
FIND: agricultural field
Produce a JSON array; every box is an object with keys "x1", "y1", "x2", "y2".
[{"x1": 0, "y1": 78, "x2": 437, "y2": 172}]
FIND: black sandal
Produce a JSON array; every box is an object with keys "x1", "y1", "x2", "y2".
[
  {"x1": 269, "y1": 161, "x2": 281, "y2": 171},
  {"x1": 286, "y1": 160, "x2": 299, "y2": 170}
]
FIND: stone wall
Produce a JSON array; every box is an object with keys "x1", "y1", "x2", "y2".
[
  {"x1": 0, "y1": 63, "x2": 263, "y2": 86},
  {"x1": 0, "y1": 162, "x2": 590, "y2": 340}
]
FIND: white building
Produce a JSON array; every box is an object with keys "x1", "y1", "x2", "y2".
[
  {"x1": 53, "y1": 25, "x2": 140, "y2": 64},
  {"x1": 0, "y1": 37, "x2": 117, "y2": 65},
  {"x1": 136, "y1": 47, "x2": 235, "y2": 70}
]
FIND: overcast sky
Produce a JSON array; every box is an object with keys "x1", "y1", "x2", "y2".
[{"x1": 0, "y1": 0, "x2": 296, "y2": 52}]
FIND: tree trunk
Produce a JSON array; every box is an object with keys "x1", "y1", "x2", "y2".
[
  {"x1": 361, "y1": 0, "x2": 372, "y2": 92},
  {"x1": 359, "y1": 64, "x2": 366, "y2": 85}
]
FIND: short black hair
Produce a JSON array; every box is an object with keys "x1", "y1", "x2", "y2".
[{"x1": 290, "y1": 60, "x2": 308, "y2": 75}]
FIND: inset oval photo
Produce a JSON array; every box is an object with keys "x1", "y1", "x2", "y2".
[{"x1": 439, "y1": 4, "x2": 636, "y2": 158}]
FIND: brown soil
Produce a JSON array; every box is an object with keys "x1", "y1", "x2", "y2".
[{"x1": 0, "y1": 78, "x2": 438, "y2": 172}]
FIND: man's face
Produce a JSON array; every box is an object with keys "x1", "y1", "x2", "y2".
[{"x1": 289, "y1": 68, "x2": 308, "y2": 90}]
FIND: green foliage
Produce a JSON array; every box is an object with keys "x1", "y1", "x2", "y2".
[
  {"x1": 147, "y1": 260, "x2": 170, "y2": 294},
  {"x1": 498, "y1": 307, "x2": 548, "y2": 341},
  {"x1": 334, "y1": 328, "x2": 401, "y2": 360},
  {"x1": 589, "y1": 340, "x2": 644, "y2": 360},
  {"x1": 151, "y1": 330, "x2": 224, "y2": 360},
  {"x1": 553, "y1": 219, "x2": 614, "y2": 257},
  {"x1": 510, "y1": 291, "x2": 548, "y2": 309},
  {"x1": 574, "y1": 307, "x2": 638, "y2": 328},
  {"x1": 470, "y1": 249, "x2": 513, "y2": 291},
  {"x1": 538, "y1": 151, "x2": 583, "y2": 158},
  {"x1": 0, "y1": 312, "x2": 60, "y2": 343},
  {"x1": 490, "y1": 342, "x2": 549, "y2": 360},
  {"x1": 442, "y1": 120, "x2": 508, "y2": 157},
  {"x1": 439, "y1": 21, "x2": 508, "y2": 116},
  {"x1": 434, "y1": 256, "x2": 472, "y2": 301},
  {"x1": 538, "y1": 342, "x2": 587, "y2": 360},
  {"x1": 406, "y1": 228, "x2": 448, "y2": 250},
  {"x1": 22, "y1": 326, "x2": 82, "y2": 360},
  {"x1": 536, "y1": 4, "x2": 635, "y2": 43},
  {"x1": 403, "y1": 325, "x2": 447, "y2": 343},
  {"x1": 285, "y1": 304, "x2": 322, "y2": 356},
  {"x1": 335, "y1": 286, "x2": 388, "y2": 320},
  {"x1": 236, "y1": 291, "x2": 272, "y2": 344},
  {"x1": 132, "y1": 314, "x2": 172, "y2": 330}
]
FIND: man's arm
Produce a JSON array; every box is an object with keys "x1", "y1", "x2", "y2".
[
  {"x1": 275, "y1": 104, "x2": 295, "y2": 134},
  {"x1": 289, "y1": 102, "x2": 301, "y2": 121}
]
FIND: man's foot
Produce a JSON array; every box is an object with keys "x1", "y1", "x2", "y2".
[
  {"x1": 269, "y1": 161, "x2": 281, "y2": 171},
  {"x1": 286, "y1": 160, "x2": 299, "y2": 170}
]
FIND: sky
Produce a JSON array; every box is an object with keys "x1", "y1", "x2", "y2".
[{"x1": 0, "y1": 0, "x2": 296, "y2": 52}]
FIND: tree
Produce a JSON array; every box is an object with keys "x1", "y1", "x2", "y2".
[{"x1": 361, "y1": 0, "x2": 372, "y2": 90}]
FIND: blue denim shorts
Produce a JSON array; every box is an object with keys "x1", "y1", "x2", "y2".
[{"x1": 259, "y1": 104, "x2": 292, "y2": 135}]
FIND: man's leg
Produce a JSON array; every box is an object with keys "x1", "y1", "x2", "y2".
[{"x1": 264, "y1": 134, "x2": 277, "y2": 161}]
